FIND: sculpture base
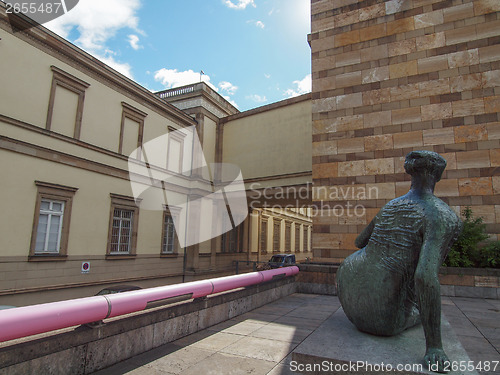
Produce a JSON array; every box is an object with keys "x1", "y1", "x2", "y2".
[{"x1": 292, "y1": 308, "x2": 477, "y2": 375}]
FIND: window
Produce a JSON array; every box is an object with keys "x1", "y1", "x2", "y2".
[
  {"x1": 107, "y1": 194, "x2": 139, "y2": 256},
  {"x1": 260, "y1": 218, "x2": 268, "y2": 253},
  {"x1": 162, "y1": 214, "x2": 175, "y2": 254},
  {"x1": 303, "y1": 226, "x2": 309, "y2": 252},
  {"x1": 295, "y1": 225, "x2": 301, "y2": 252},
  {"x1": 285, "y1": 222, "x2": 291, "y2": 253},
  {"x1": 46, "y1": 66, "x2": 90, "y2": 139},
  {"x1": 273, "y1": 220, "x2": 281, "y2": 253},
  {"x1": 166, "y1": 127, "x2": 186, "y2": 173},
  {"x1": 110, "y1": 208, "x2": 134, "y2": 254},
  {"x1": 161, "y1": 208, "x2": 180, "y2": 255},
  {"x1": 35, "y1": 200, "x2": 65, "y2": 253},
  {"x1": 30, "y1": 181, "x2": 78, "y2": 258},
  {"x1": 221, "y1": 224, "x2": 243, "y2": 253},
  {"x1": 119, "y1": 102, "x2": 147, "y2": 158}
]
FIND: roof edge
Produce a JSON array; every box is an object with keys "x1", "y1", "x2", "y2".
[{"x1": 220, "y1": 93, "x2": 311, "y2": 124}]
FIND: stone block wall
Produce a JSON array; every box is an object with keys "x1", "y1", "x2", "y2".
[
  {"x1": 439, "y1": 266, "x2": 500, "y2": 298},
  {"x1": 296, "y1": 264, "x2": 339, "y2": 294},
  {"x1": 295, "y1": 263, "x2": 500, "y2": 298},
  {"x1": 310, "y1": 0, "x2": 500, "y2": 262}
]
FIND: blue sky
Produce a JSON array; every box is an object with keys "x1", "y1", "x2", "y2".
[{"x1": 45, "y1": 0, "x2": 311, "y2": 112}]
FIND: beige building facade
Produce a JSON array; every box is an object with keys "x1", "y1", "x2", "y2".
[{"x1": 0, "y1": 5, "x2": 312, "y2": 306}]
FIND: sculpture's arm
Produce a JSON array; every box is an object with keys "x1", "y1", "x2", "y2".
[
  {"x1": 415, "y1": 224, "x2": 449, "y2": 373},
  {"x1": 355, "y1": 218, "x2": 375, "y2": 248}
]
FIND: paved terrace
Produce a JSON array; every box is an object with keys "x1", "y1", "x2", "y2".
[{"x1": 94, "y1": 294, "x2": 500, "y2": 375}]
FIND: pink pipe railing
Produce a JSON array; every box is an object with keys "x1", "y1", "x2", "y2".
[{"x1": 0, "y1": 266, "x2": 299, "y2": 342}]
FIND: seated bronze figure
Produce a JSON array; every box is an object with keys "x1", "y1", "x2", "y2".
[{"x1": 337, "y1": 151, "x2": 462, "y2": 373}]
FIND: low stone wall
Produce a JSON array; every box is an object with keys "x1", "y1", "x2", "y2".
[
  {"x1": 439, "y1": 267, "x2": 500, "y2": 299},
  {"x1": 295, "y1": 264, "x2": 338, "y2": 295},
  {"x1": 0, "y1": 277, "x2": 296, "y2": 375},
  {"x1": 296, "y1": 263, "x2": 500, "y2": 299}
]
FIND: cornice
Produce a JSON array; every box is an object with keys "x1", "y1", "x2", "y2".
[
  {"x1": 220, "y1": 93, "x2": 311, "y2": 124},
  {"x1": 167, "y1": 89, "x2": 238, "y2": 119}
]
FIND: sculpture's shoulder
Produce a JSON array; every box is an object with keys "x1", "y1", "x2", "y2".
[
  {"x1": 414, "y1": 196, "x2": 463, "y2": 244},
  {"x1": 428, "y1": 196, "x2": 461, "y2": 227},
  {"x1": 383, "y1": 194, "x2": 418, "y2": 209},
  {"x1": 380, "y1": 194, "x2": 425, "y2": 217},
  {"x1": 381, "y1": 194, "x2": 461, "y2": 230}
]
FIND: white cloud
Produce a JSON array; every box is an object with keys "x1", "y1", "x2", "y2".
[
  {"x1": 222, "y1": 95, "x2": 239, "y2": 108},
  {"x1": 219, "y1": 81, "x2": 238, "y2": 95},
  {"x1": 284, "y1": 74, "x2": 312, "y2": 98},
  {"x1": 128, "y1": 34, "x2": 142, "y2": 50},
  {"x1": 46, "y1": 0, "x2": 142, "y2": 51},
  {"x1": 268, "y1": 8, "x2": 280, "y2": 16},
  {"x1": 223, "y1": 0, "x2": 256, "y2": 10},
  {"x1": 44, "y1": 0, "x2": 142, "y2": 79},
  {"x1": 246, "y1": 20, "x2": 265, "y2": 28},
  {"x1": 264, "y1": 73, "x2": 271, "y2": 79},
  {"x1": 247, "y1": 94, "x2": 268, "y2": 103},
  {"x1": 154, "y1": 68, "x2": 211, "y2": 88},
  {"x1": 99, "y1": 54, "x2": 134, "y2": 79}
]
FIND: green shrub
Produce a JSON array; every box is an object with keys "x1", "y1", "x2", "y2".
[
  {"x1": 476, "y1": 241, "x2": 500, "y2": 268},
  {"x1": 443, "y1": 207, "x2": 498, "y2": 268}
]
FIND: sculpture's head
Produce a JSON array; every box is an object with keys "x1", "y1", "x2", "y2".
[{"x1": 404, "y1": 150, "x2": 447, "y2": 182}]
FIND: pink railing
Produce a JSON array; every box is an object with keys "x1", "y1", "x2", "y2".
[{"x1": 0, "y1": 267, "x2": 299, "y2": 342}]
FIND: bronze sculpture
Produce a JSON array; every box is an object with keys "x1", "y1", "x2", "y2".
[{"x1": 337, "y1": 150, "x2": 462, "y2": 373}]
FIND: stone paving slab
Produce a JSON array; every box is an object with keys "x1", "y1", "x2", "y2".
[
  {"x1": 172, "y1": 331, "x2": 244, "y2": 351},
  {"x1": 250, "y1": 325, "x2": 312, "y2": 344},
  {"x1": 272, "y1": 315, "x2": 324, "y2": 330},
  {"x1": 220, "y1": 335, "x2": 298, "y2": 363},
  {"x1": 181, "y1": 352, "x2": 276, "y2": 375},
  {"x1": 132, "y1": 345, "x2": 214, "y2": 375}
]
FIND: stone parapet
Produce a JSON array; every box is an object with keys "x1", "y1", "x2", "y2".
[
  {"x1": 439, "y1": 266, "x2": 500, "y2": 299},
  {"x1": 0, "y1": 277, "x2": 296, "y2": 374},
  {"x1": 296, "y1": 263, "x2": 339, "y2": 295},
  {"x1": 296, "y1": 263, "x2": 500, "y2": 299}
]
